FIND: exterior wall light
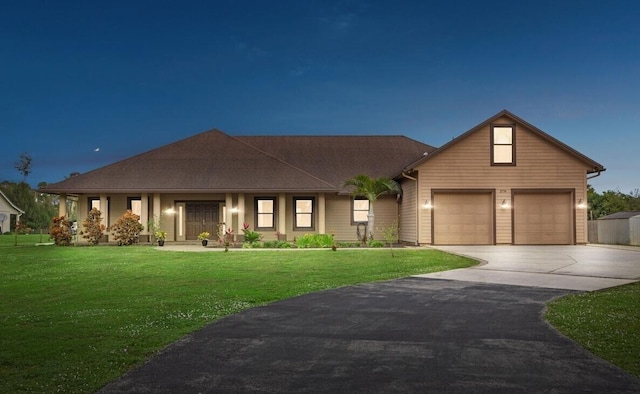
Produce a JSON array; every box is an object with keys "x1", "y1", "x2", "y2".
[
  {"x1": 501, "y1": 199, "x2": 510, "y2": 209},
  {"x1": 423, "y1": 199, "x2": 432, "y2": 209},
  {"x1": 230, "y1": 207, "x2": 239, "y2": 213},
  {"x1": 164, "y1": 207, "x2": 175, "y2": 215},
  {"x1": 577, "y1": 199, "x2": 586, "y2": 209}
]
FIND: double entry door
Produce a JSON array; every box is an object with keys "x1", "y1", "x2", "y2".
[{"x1": 185, "y1": 202, "x2": 219, "y2": 240}]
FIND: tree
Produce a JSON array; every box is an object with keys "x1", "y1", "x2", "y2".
[
  {"x1": 343, "y1": 174, "x2": 402, "y2": 240},
  {"x1": 14, "y1": 152, "x2": 32, "y2": 181},
  {"x1": 587, "y1": 185, "x2": 640, "y2": 219}
]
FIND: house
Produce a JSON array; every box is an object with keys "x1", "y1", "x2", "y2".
[
  {"x1": 40, "y1": 110, "x2": 604, "y2": 245},
  {"x1": 0, "y1": 190, "x2": 25, "y2": 234},
  {"x1": 592, "y1": 211, "x2": 640, "y2": 246}
]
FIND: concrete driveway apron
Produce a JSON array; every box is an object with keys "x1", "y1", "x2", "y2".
[{"x1": 418, "y1": 245, "x2": 640, "y2": 291}]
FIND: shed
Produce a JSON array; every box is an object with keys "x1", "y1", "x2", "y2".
[
  {"x1": 596, "y1": 211, "x2": 640, "y2": 246},
  {"x1": 0, "y1": 190, "x2": 25, "y2": 234}
]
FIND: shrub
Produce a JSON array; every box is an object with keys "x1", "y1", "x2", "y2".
[
  {"x1": 295, "y1": 233, "x2": 335, "y2": 248},
  {"x1": 82, "y1": 208, "x2": 105, "y2": 245},
  {"x1": 49, "y1": 216, "x2": 72, "y2": 246},
  {"x1": 242, "y1": 222, "x2": 262, "y2": 245},
  {"x1": 368, "y1": 240, "x2": 385, "y2": 248},
  {"x1": 109, "y1": 210, "x2": 144, "y2": 246}
]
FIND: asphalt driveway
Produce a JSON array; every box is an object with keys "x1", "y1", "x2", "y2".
[
  {"x1": 421, "y1": 245, "x2": 640, "y2": 291},
  {"x1": 100, "y1": 278, "x2": 640, "y2": 393}
]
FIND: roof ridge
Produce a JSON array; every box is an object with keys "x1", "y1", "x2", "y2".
[{"x1": 227, "y1": 134, "x2": 338, "y2": 189}]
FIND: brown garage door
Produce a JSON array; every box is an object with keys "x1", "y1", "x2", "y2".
[
  {"x1": 433, "y1": 192, "x2": 493, "y2": 245},
  {"x1": 513, "y1": 192, "x2": 573, "y2": 245}
]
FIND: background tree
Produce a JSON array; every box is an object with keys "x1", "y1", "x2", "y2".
[
  {"x1": 587, "y1": 185, "x2": 640, "y2": 219},
  {"x1": 343, "y1": 174, "x2": 402, "y2": 241},
  {"x1": 14, "y1": 152, "x2": 32, "y2": 181}
]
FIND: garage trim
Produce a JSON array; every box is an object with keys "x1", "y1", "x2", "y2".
[
  {"x1": 511, "y1": 189, "x2": 576, "y2": 245},
  {"x1": 431, "y1": 189, "x2": 496, "y2": 245}
]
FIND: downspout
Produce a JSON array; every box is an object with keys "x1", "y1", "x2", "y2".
[{"x1": 402, "y1": 171, "x2": 419, "y2": 246}]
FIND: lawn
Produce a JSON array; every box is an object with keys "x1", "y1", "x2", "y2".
[
  {"x1": 546, "y1": 281, "x2": 640, "y2": 378},
  {"x1": 0, "y1": 235, "x2": 475, "y2": 393}
]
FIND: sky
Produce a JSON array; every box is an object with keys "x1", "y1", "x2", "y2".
[{"x1": 1, "y1": 0, "x2": 638, "y2": 193}]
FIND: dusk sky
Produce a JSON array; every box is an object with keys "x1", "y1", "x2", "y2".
[{"x1": 1, "y1": 0, "x2": 638, "y2": 193}]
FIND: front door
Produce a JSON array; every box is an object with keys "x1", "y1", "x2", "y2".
[{"x1": 186, "y1": 202, "x2": 219, "y2": 240}]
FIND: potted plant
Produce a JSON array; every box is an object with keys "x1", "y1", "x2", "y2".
[
  {"x1": 198, "y1": 231, "x2": 210, "y2": 247},
  {"x1": 155, "y1": 231, "x2": 167, "y2": 246}
]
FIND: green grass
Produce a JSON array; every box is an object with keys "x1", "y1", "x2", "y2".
[
  {"x1": 546, "y1": 282, "x2": 640, "y2": 378},
  {"x1": 0, "y1": 234, "x2": 474, "y2": 393}
]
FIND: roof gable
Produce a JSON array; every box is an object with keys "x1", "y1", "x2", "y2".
[
  {"x1": 0, "y1": 190, "x2": 24, "y2": 214},
  {"x1": 404, "y1": 110, "x2": 605, "y2": 174}
]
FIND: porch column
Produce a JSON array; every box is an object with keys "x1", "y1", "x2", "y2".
[
  {"x1": 278, "y1": 193, "x2": 286, "y2": 236},
  {"x1": 59, "y1": 193, "x2": 67, "y2": 217},
  {"x1": 237, "y1": 193, "x2": 245, "y2": 228},
  {"x1": 140, "y1": 193, "x2": 149, "y2": 233},
  {"x1": 100, "y1": 193, "x2": 108, "y2": 227},
  {"x1": 318, "y1": 193, "x2": 326, "y2": 234},
  {"x1": 225, "y1": 193, "x2": 234, "y2": 240},
  {"x1": 153, "y1": 194, "x2": 161, "y2": 229}
]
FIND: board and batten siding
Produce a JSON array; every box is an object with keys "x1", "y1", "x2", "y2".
[{"x1": 416, "y1": 115, "x2": 590, "y2": 245}]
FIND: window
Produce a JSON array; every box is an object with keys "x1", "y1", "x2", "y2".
[
  {"x1": 89, "y1": 197, "x2": 100, "y2": 211},
  {"x1": 255, "y1": 197, "x2": 275, "y2": 229},
  {"x1": 128, "y1": 197, "x2": 142, "y2": 222},
  {"x1": 491, "y1": 125, "x2": 515, "y2": 165},
  {"x1": 352, "y1": 199, "x2": 370, "y2": 223},
  {"x1": 294, "y1": 197, "x2": 314, "y2": 230}
]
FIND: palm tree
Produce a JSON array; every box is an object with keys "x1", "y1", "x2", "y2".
[{"x1": 343, "y1": 174, "x2": 402, "y2": 241}]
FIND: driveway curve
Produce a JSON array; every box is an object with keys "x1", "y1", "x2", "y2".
[{"x1": 100, "y1": 278, "x2": 640, "y2": 393}]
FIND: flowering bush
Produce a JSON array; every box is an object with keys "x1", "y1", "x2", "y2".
[
  {"x1": 109, "y1": 210, "x2": 144, "y2": 246},
  {"x1": 82, "y1": 208, "x2": 105, "y2": 245},
  {"x1": 49, "y1": 216, "x2": 72, "y2": 246}
]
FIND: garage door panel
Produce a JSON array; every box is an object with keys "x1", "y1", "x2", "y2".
[
  {"x1": 514, "y1": 193, "x2": 572, "y2": 245},
  {"x1": 434, "y1": 192, "x2": 493, "y2": 245}
]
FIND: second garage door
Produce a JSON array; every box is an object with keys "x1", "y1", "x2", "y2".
[
  {"x1": 513, "y1": 192, "x2": 573, "y2": 245},
  {"x1": 433, "y1": 192, "x2": 494, "y2": 245}
]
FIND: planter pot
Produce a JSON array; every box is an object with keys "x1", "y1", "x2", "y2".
[
  {"x1": 201, "y1": 239, "x2": 208, "y2": 247},
  {"x1": 158, "y1": 240, "x2": 165, "y2": 247}
]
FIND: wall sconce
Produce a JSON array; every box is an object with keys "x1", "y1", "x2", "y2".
[
  {"x1": 423, "y1": 199, "x2": 432, "y2": 209},
  {"x1": 164, "y1": 207, "x2": 175, "y2": 215},
  {"x1": 230, "y1": 207, "x2": 239, "y2": 213},
  {"x1": 577, "y1": 199, "x2": 586, "y2": 209},
  {"x1": 501, "y1": 199, "x2": 510, "y2": 209}
]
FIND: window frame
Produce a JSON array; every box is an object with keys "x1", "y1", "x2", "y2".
[
  {"x1": 127, "y1": 197, "x2": 143, "y2": 222},
  {"x1": 351, "y1": 198, "x2": 370, "y2": 224},
  {"x1": 293, "y1": 197, "x2": 315, "y2": 231},
  {"x1": 491, "y1": 124, "x2": 516, "y2": 166},
  {"x1": 255, "y1": 197, "x2": 276, "y2": 230}
]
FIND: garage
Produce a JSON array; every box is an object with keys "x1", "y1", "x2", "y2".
[
  {"x1": 433, "y1": 192, "x2": 494, "y2": 245},
  {"x1": 513, "y1": 192, "x2": 573, "y2": 245}
]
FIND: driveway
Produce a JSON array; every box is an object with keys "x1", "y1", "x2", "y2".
[
  {"x1": 100, "y1": 278, "x2": 640, "y2": 393},
  {"x1": 419, "y1": 245, "x2": 640, "y2": 291}
]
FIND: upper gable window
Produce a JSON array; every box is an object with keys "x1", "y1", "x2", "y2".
[{"x1": 491, "y1": 125, "x2": 515, "y2": 165}]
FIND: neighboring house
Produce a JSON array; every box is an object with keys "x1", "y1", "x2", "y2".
[
  {"x1": 40, "y1": 110, "x2": 604, "y2": 245},
  {"x1": 591, "y1": 211, "x2": 640, "y2": 246},
  {"x1": 0, "y1": 190, "x2": 25, "y2": 234}
]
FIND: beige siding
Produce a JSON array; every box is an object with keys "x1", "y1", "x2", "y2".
[
  {"x1": 399, "y1": 178, "x2": 418, "y2": 244},
  {"x1": 325, "y1": 194, "x2": 398, "y2": 241},
  {"x1": 417, "y1": 116, "x2": 590, "y2": 244}
]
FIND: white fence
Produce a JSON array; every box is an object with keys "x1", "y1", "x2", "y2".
[{"x1": 588, "y1": 215, "x2": 640, "y2": 246}]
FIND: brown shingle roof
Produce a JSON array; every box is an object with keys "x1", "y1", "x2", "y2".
[{"x1": 41, "y1": 130, "x2": 435, "y2": 194}]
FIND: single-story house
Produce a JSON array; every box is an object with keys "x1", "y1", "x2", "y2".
[
  {"x1": 40, "y1": 110, "x2": 605, "y2": 245},
  {"x1": 0, "y1": 190, "x2": 24, "y2": 234},
  {"x1": 592, "y1": 211, "x2": 640, "y2": 246}
]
